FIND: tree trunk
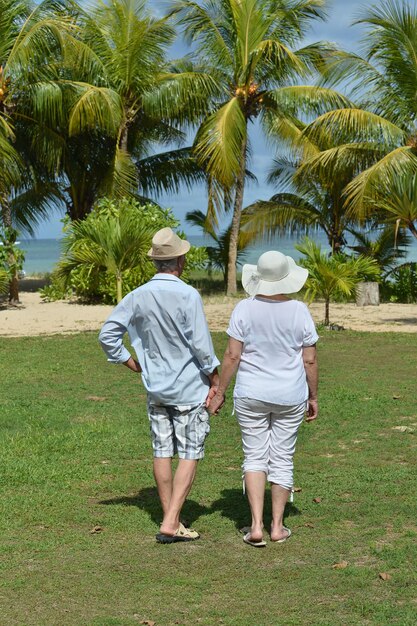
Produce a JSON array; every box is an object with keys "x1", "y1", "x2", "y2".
[
  {"x1": 116, "y1": 272, "x2": 123, "y2": 303},
  {"x1": 0, "y1": 197, "x2": 20, "y2": 304},
  {"x1": 408, "y1": 221, "x2": 417, "y2": 239},
  {"x1": 356, "y1": 282, "x2": 379, "y2": 306},
  {"x1": 324, "y1": 299, "x2": 330, "y2": 326},
  {"x1": 226, "y1": 135, "x2": 247, "y2": 295},
  {"x1": 119, "y1": 124, "x2": 129, "y2": 152}
]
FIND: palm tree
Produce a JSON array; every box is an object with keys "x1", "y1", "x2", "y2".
[
  {"x1": 349, "y1": 224, "x2": 411, "y2": 279},
  {"x1": 296, "y1": 0, "x2": 417, "y2": 229},
  {"x1": 49, "y1": 0, "x2": 211, "y2": 220},
  {"x1": 174, "y1": 0, "x2": 349, "y2": 294},
  {"x1": 240, "y1": 151, "x2": 360, "y2": 254},
  {"x1": 296, "y1": 237, "x2": 379, "y2": 325},
  {"x1": 0, "y1": 0, "x2": 78, "y2": 301}
]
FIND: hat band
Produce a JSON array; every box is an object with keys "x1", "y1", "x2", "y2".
[{"x1": 253, "y1": 268, "x2": 290, "y2": 282}]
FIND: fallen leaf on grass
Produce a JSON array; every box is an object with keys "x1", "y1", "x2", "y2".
[
  {"x1": 313, "y1": 497, "x2": 322, "y2": 503},
  {"x1": 304, "y1": 523, "x2": 315, "y2": 528},
  {"x1": 293, "y1": 487, "x2": 302, "y2": 493},
  {"x1": 90, "y1": 525, "x2": 104, "y2": 534},
  {"x1": 392, "y1": 395, "x2": 401, "y2": 400},
  {"x1": 86, "y1": 395, "x2": 107, "y2": 402},
  {"x1": 332, "y1": 561, "x2": 348, "y2": 569},
  {"x1": 379, "y1": 572, "x2": 391, "y2": 581}
]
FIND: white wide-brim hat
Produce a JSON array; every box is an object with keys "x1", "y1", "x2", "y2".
[
  {"x1": 242, "y1": 250, "x2": 308, "y2": 296},
  {"x1": 147, "y1": 227, "x2": 191, "y2": 260}
]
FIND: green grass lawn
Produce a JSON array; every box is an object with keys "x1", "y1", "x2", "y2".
[{"x1": 1, "y1": 331, "x2": 416, "y2": 626}]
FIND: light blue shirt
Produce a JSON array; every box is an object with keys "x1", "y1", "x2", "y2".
[{"x1": 99, "y1": 274, "x2": 220, "y2": 406}]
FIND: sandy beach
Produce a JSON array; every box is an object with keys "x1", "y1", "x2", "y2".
[{"x1": 1, "y1": 281, "x2": 417, "y2": 336}]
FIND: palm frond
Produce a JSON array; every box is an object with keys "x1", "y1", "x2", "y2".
[
  {"x1": 67, "y1": 83, "x2": 123, "y2": 136},
  {"x1": 295, "y1": 143, "x2": 387, "y2": 184},
  {"x1": 194, "y1": 97, "x2": 247, "y2": 187},
  {"x1": 240, "y1": 194, "x2": 322, "y2": 241},
  {"x1": 0, "y1": 267, "x2": 9, "y2": 294},
  {"x1": 344, "y1": 148, "x2": 417, "y2": 218},
  {"x1": 136, "y1": 147, "x2": 206, "y2": 196},
  {"x1": 302, "y1": 108, "x2": 406, "y2": 149}
]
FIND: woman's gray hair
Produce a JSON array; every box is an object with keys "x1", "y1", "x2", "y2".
[{"x1": 153, "y1": 257, "x2": 180, "y2": 272}]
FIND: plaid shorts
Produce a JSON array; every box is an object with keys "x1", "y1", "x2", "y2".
[{"x1": 147, "y1": 402, "x2": 210, "y2": 460}]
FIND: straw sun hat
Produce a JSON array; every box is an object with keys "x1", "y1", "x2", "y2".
[
  {"x1": 147, "y1": 227, "x2": 191, "y2": 260},
  {"x1": 242, "y1": 250, "x2": 308, "y2": 296}
]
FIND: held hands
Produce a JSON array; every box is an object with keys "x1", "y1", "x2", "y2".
[
  {"x1": 205, "y1": 384, "x2": 218, "y2": 407},
  {"x1": 305, "y1": 398, "x2": 318, "y2": 422},
  {"x1": 207, "y1": 390, "x2": 225, "y2": 415}
]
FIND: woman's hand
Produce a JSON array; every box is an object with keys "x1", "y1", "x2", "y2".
[{"x1": 306, "y1": 399, "x2": 318, "y2": 422}]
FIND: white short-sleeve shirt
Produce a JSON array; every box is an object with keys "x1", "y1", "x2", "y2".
[{"x1": 227, "y1": 297, "x2": 319, "y2": 405}]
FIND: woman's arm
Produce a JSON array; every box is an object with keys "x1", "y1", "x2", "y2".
[
  {"x1": 208, "y1": 337, "x2": 243, "y2": 414},
  {"x1": 302, "y1": 344, "x2": 318, "y2": 422}
]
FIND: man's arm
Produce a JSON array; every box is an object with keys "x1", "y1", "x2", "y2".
[
  {"x1": 208, "y1": 337, "x2": 243, "y2": 415},
  {"x1": 186, "y1": 292, "x2": 220, "y2": 379},
  {"x1": 302, "y1": 344, "x2": 318, "y2": 422},
  {"x1": 99, "y1": 295, "x2": 141, "y2": 373}
]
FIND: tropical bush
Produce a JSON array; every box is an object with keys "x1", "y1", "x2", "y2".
[
  {"x1": 0, "y1": 228, "x2": 25, "y2": 299},
  {"x1": 296, "y1": 237, "x2": 380, "y2": 325},
  {"x1": 381, "y1": 263, "x2": 417, "y2": 304},
  {"x1": 41, "y1": 199, "x2": 207, "y2": 303},
  {"x1": 0, "y1": 268, "x2": 9, "y2": 295}
]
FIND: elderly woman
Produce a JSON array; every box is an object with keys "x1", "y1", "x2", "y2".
[{"x1": 209, "y1": 251, "x2": 318, "y2": 547}]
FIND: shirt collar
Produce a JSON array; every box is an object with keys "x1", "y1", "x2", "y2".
[{"x1": 150, "y1": 273, "x2": 182, "y2": 283}]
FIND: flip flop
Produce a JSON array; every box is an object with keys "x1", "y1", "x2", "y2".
[
  {"x1": 271, "y1": 527, "x2": 292, "y2": 543},
  {"x1": 156, "y1": 524, "x2": 200, "y2": 544},
  {"x1": 243, "y1": 532, "x2": 266, "y2": 548}
]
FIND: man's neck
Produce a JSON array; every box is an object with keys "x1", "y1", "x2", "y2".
[{"x1": 157, "y1": 270, "x2": 181, "y2": 278}]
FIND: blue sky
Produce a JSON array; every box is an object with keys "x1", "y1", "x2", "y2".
[{"x1": 36, "y1": 0, "x2": 368, "y2": 238}]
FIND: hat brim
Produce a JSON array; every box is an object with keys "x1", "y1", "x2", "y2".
[
  {"x1": 242, "y1": 256, "x2": 308, "y2": 296},
  {"x1": 147, "y1": 239, "x2": 191, "y2": 260}
]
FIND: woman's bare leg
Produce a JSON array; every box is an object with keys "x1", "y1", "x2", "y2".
[
  {"x1": 270, "y1": 483, "x2": 291, "y2": 541},
  {"x1": 244, "y1": 471, "x2": 266, "y2": 542}
]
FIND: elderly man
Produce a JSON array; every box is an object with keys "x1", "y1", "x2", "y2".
[{"x1": 99, "y1": 227, "x2": 219, "y2": 543}]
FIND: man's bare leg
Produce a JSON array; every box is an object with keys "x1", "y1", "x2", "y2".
[
  {"x1": 159, "y1": 459, "x2": 198, "y2": 535},
  {"x1": 153, "y1": 458, "x2": 173, "y2": 516}
]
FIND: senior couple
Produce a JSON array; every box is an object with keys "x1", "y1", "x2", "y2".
[{"x1": 99, "y1": 228, "x2": 318, "y2": 548}]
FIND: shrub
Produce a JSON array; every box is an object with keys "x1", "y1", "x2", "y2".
[
  {"x1": 40, "y1": 199, "x2": 207, "y2": 303},
  {"x1": 296, "y1": 237, "x2": 380, "y2": 325},
  {"x1": 381, "y1": 263, "x2": 417, "y2": 303}
]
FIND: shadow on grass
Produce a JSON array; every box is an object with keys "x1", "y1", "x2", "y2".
[
  {"x1": 100, "y1": 487, "x2": 302, "y2": 530},
  {"x1": 99, "y1": 487, "x2": 210, "y2": 527},
  {"x1": 209, "y1": 489, "x2": 302, "y2": 530}
]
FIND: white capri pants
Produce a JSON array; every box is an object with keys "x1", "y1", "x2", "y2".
[{"x1": 234, "y1": 397, "x2": 306, "y2": 491}]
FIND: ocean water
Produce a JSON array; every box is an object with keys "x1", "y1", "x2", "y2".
[
  {"x1": 19, "y1": 233, "x2": 416, "y2": 275},
  {"x1": 18, "y1": 233, "x2": 330, "y2": 274}
]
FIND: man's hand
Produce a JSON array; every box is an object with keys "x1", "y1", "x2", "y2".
[
  {"x1": 305, "y1": 399, "x2": 318, "y2": 422},
  {"x1": 208, "y1": 390, "x2": 225, "y2": 415},
  {"x1": 123, "y1": 357, "x2": 142, "y2": 373}
]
